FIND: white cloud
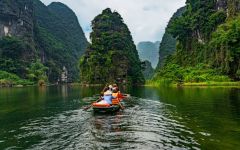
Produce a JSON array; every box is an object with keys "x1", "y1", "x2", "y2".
[{"x1": 40, "y1": 0, "x2": 185, "y2": 44}]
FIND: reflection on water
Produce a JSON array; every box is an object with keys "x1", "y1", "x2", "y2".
[
  {"x1": 93, "y1": 112, "x2": 123, "y2": 132},
  {"x1": 0, "y1": 86, "x2": 240, "y2": 149},
  {"x1": 130, "y1": 87, "x2": 240, "y2": 150},
  {"x1": 61, "y1": 85, "x2": 68, "y2": 99}
]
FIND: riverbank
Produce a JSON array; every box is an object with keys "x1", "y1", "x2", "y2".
[
  {"x1": 179, "y1": 82, "x2": 240, "y2": 87},
  {"x1": 0, "y1": 81, "x2": 104, "y2": 88},
  {"x1": 3, "y1": 79, "x2": 240, "y2": 88},
  {"x1": 0, "y1": 71, "x2": 34, "y2": 88},
  {"x1": 146, "y1": 80, "x2": 240, "y2": 87},
  {"x1": 70, "y1": 83, "x2": 104, "y2": 87},
  {"x1": 0, "y1": 71, "x2": 58, "y2": 88}
]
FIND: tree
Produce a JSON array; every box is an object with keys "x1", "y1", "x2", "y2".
[{"x1": 27, "y1": 59, "x2": 48, "y2": 82}]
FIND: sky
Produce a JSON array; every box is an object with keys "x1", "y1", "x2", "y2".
[{"x1": 41, "y1": 0, "x2": 186, "y2": 44}]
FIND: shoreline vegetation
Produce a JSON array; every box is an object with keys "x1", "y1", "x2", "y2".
[
  {"x1": 2, "y1": 79, "x2": 240, "y2": 88},
  {"x1": 0, "y1": 71, "x2": 33, "y2": 88},
  {"x1": 151, "y1": 63, "x2": 240, "y2": 88},
  {"x1": 146, "y1": 80, "x2": 240, "y2": 87},
  {"x1": 1, "y1": 65, "x2": 240, "y2": 88}
]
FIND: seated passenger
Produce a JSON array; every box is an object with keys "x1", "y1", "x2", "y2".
[
  {"x1": 108, "y1": 85, "x2": 113, "y2": 91},
  {"x1": 103, "y1": 88, "x2": 116, "y2": 104},
  {"x1": 112, "y1": 84, "x2": 118, "y2": 92},
  {"x1": 97, "y1": 87, "x2": 116, "y2": 105},
  {"x1": 112, "y1": 88, "x2": 121, "y2": 104},
  {"x1": 112, "y1": 84, "x2": 123, "y2": 99}
]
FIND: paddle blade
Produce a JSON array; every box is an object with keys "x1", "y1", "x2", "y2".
[{"x1": 83, "y1": 105, "x2": 92, "y2": 111}]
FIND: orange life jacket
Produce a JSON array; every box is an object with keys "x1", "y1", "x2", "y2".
[
  {"x1": 112, "y1": 92, "x2": 120, "y2": 104},
  {"x1": 117, "y1": 92, "x2": 124, "y2": 99}
]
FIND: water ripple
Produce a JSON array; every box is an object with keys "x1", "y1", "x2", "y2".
[{"x1": 15, "y1": 97, "x2": 200, "y2": 150}]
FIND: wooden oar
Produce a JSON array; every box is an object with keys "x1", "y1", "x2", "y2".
[
  {"x1": 83, "y1": 104, "x2": 93, "y2": 111},
  {"x1": 122, "y1": 94, "x2": 130, "y2": 98},
  {"x1": 118, "y1": 100, "x2": 125, "y2": 110},
  {"x1": 83, "y1": 84, "x2": 108, "y2": 111},
  {"x1": 83, "y1": 97, "x2": 102, "y2": 111},
  {"x1": 117, "y1": 93, "x2": 131, "y2": 110}
]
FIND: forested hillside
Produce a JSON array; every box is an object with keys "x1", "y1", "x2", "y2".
[
  {"x1": 154, "y1": 0, "x2": 240, "y2": 84},
  {"x1": 0, "y1": 0, "x2": 87, "y2": 86},
  {"x1": 157, "y1": 7, "x2": 186, "y2": 68},
  {"x1": 34, "y1": 0, "x2": 88, "y2": 82},
  {"x1": 80, "y1": 8, "x2": 144, "y2": 85}
]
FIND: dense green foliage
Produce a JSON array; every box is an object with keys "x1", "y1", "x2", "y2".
[
  {"x1": 0, "y1": 0, "x2": 87, "y2": 85},
  {"x1": 154, "y1": 0, "x2": 240, "y2": 84},
  {"x1": 0, "y1": 37, "x2": 35, "y2": 78},
  {"x1": 80, "y1": 8, "x2": 144, "y2": 84},
  {"x1": 142, "y1": 60, "x2": 154, "y2": 80},
  {"x1": 27, "y1": 59, "x2": 48, "y2": 82},
  {"x1": 47, "y1": 2, "x2": 87, "y2": 56},
  {"x1": 33, "y1": 0, "x2": 88, "y2": 82},
  {"x1": 154, "y1": 63, "x2": 231, "y2": 83},
  {"x1": 157, "y1": 6, "x2": 186, "y2": 68},
  {"x1": 137, "y1": 41, "x2": 160, "y2": 68},
  {"x1": 168, "y1": 1, "x2": 227, "y2": 49},
  {"x1": 34, "y1": 25, "x2": 74, "y2": 82},
  {"x1": 209, "y1": 16, "x2": 240, "y2": 79},
  {"x1": 0, "y1": 37, "x2": 48, "y2": 86},
  {"x1": 0, "y1": 71, "x2": 33, "y2": 87}
]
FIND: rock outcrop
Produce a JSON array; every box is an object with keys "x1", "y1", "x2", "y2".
[
  {"x1": 0, "y1": 0, "x2": 88, "y2": 82},
  {"x1": 0, "y1": 0, "x2": 34, "y2": 42},
  {"x1": 154, "y1": 0, "x2": 240, "y2": 81},
  {"x1": 216, "y1": 0, "x2": 240, "y2": 17}
]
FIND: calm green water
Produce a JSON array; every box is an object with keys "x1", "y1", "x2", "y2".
[{"x1": 0, "y1": 86, "x2": 240, "y2": 150}]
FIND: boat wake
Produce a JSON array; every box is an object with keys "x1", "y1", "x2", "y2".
[{"x1": 16, "y1": 97, "x2": 200, "y2": 150}]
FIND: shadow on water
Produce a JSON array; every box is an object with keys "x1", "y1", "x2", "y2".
[{"x1": 0, "y1": 85, "x2": 240, "y2": 149}]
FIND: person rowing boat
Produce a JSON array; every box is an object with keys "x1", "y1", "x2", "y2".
[
  {"x1": 83, "y1": 84, "x2": 126, "y2": 111},
  {"x1": 97, "y1": 86, "x2": 116, "y2": 105}
]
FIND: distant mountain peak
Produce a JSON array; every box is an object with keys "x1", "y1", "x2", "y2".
[
  {"x1": 48, "y1": 2, "x2": 73, "y2": 12},
  {"x1": 137, "y1": 41, "x2": 160, "y2": 68}
]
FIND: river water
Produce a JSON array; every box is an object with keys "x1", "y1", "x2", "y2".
[{"x1": 0, "y1": 86, "x2": 240, "y2": 150}]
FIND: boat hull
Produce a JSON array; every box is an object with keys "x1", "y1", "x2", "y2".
[{"x1": 93, "y1": 105, "x2": 120, "y2": 113}]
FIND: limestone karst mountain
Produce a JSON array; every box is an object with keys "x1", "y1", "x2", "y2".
[
  {"x1": 0, "y1": 0, "x2": 88, "y2": 82},
  {"x1": 80, "y1": 8, "x2": 144, "y2": 84}
]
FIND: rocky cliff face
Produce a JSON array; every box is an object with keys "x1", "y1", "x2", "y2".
[
  {"x1": 0, "y1": 0, "x2": 35, "y2": 77},
  {"x1": 154, "y1": 0, "x2": 240, "y2": 81},
  {"x1": 0, "y1": 0, "x2": 34, "y2": 42},
  {"x1": 0, "y1": 0, "x2": 88, "y2": 82},
  {"x1": 216, "y1": 0, "x2": 227, "y2": 10},
  {"x1": 216, "y1": 0, "x2": 240, "y2": 15}
]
